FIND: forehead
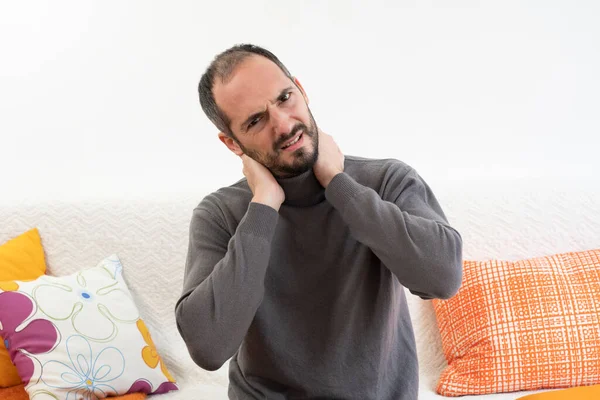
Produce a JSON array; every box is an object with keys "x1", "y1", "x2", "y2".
[{"x1": 213, "y1": 55, "x2": 291, "y2": 125}]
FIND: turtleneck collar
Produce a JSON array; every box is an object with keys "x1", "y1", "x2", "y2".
[{"x1": 275, "y1": 168, "x2": 325, "y2": 207}]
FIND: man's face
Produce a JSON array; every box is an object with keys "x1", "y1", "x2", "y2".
[{"x1": 214, "y1": 55, "x2": 319, "y2": 178}]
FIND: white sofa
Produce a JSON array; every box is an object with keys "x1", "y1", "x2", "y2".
[{"x1": 1, "y1": 176, "x2": 599, "y2": 399}]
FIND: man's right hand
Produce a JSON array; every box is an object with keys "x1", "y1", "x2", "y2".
[{"x1": 241, "y1": 154, "x2": 285, "y2": 211}]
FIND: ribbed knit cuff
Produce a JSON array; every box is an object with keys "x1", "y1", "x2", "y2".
[
  {"x1": 325, "y1": 172, "x2": 366, "y2": 213},
  {"x1": 238, "y1": 202, "x2": 279, "y2": 240}
]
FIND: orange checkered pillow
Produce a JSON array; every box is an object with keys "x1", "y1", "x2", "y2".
[{"x1": 432, "y1": 249, "x2": 600, "y2": 396}]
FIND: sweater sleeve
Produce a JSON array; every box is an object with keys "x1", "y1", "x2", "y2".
[
  {"x1": 175, "y1": 201, "x2": 279, "y2": 371},
  {"x1": 325, "y1": 164, "x2": 463, "y2": 300}
]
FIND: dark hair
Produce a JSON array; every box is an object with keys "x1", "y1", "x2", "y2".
[{"x1": 198, "y1": 44, "x2": 294, "y2": 138}]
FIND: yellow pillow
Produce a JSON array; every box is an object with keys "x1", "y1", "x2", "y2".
[
  {"x1": 516, "y1": 384, "x2": 600, "y2": 399},
  {"x1": 0, "y1": 384, "x2": 148, "y2": 400},
  {"x1": 433, "y1": 249, "x2": 600, "y2": 396},
  {"x1": 0, "y1": 228, "x2": 47, "y2": 388}
]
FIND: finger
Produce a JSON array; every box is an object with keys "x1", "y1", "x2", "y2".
[{"x1": 241, "y1": 155, "x2": 251, "y2": 167}]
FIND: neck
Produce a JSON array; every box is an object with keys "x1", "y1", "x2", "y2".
[{"x1": 275, "y1": 168, "x2": 325, "y2": 207}]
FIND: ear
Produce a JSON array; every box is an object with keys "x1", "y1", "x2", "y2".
[
  {"x1": 293, "y1": 77, "x2": 309, "y2": 104},
  {"x1": 218, "y1": 132, "x2": 244, "y2": 156}
]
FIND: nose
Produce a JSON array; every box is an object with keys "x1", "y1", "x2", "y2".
[{"x1": 269, "y1": 104, "x2": 295, "y2": 139}]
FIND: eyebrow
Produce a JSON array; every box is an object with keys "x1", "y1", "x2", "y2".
[{"x1": 239, "y1": 86, "x2": 294, "y2": 133}]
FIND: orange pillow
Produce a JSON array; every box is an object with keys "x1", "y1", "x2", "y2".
[
  {"x1": 0, "y1": 384, "x2": 147, "y2": 400},
  {"x1": 0, "y1": 229, "x2": 47, "y2": 388},
  {"x1": 516, "y1": 384, "x2": 600, "y2": 399},
  {"x1": 433, "y1": 249, "x2": 600, "y2": 396}
]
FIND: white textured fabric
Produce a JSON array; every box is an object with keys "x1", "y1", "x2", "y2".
[{"x1": 1, "y1": 177, "x2": 599, "y2": 399}]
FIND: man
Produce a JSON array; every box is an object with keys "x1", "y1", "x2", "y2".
[{"x1": 175, "y1": 44, "x2": 463, "y2": 400}]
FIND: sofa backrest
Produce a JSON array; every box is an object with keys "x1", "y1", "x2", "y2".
[{"x1": 1, "y1": 177, "x2": 599, "y2": 388}]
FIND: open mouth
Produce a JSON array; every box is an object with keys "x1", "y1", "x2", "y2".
[{"x1": 281, "y1": 132, "x2": 303, "y2": 151}]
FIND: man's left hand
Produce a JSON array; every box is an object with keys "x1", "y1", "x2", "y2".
[{"x1": 313, "y1": 129, "x2": 344, "y2": 188}]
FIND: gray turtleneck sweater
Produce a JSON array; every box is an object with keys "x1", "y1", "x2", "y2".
[{"x1": 175, "y1": 155, "x2": 463, "y2": 400}]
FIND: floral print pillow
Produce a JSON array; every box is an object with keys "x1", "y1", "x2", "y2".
[{"x1": 0, "y1": 255, "x2": 178, "y2": 399}]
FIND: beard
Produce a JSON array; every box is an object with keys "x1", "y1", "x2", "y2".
[{"x1": 237, "y1": 108, "x2": 320, "y2": 179}]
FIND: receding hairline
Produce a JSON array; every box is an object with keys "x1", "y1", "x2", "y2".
[
  {"x1": 198, "y1": 44, "x2": 296, "y2": 137},
  {"x1": 214, "y1": 53, "x2": 290, "y2": 87},
  {"x1": 212, "y1": 54, "x2": 300, "y2": 132}
]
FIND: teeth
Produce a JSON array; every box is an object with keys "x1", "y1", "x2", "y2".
[{"x1": 282, "y1": 134, "x2": 301, "y2": 149}]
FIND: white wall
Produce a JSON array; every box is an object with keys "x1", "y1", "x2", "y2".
[{"x1": 1, "y1": 0, "x2": 599, "y2": 202}]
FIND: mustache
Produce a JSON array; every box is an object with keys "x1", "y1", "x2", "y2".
[{"x1": 274, "y1": 124, "x2": 307, "y2": 151}]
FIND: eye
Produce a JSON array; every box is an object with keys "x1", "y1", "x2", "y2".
[
  {"x1": 248, "y1": 116, "x2": 262, "y2": 129},
  {"x1": 280, "y1": 92, "x2": 291, "y2": 103}
]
